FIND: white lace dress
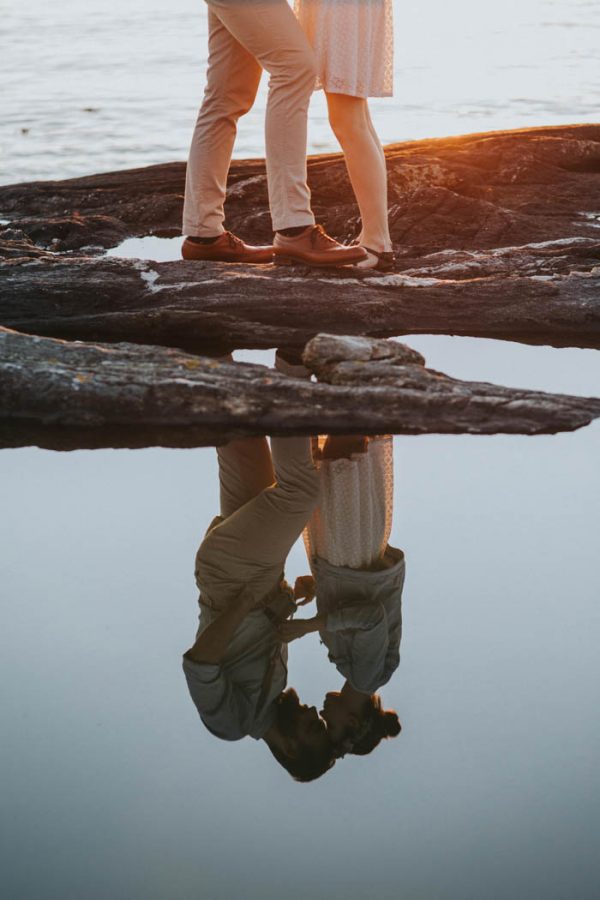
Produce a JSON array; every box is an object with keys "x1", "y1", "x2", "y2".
[
  {"x1": 304, "y1": 435, "x2": 394, "y2": 571},
  {"x1": 294, "y1": 0, "x2": 394, "y2": 98}
]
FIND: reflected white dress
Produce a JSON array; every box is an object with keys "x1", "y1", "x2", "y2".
[
  {"x1": 303, "y1": 435, "x2": 403, "y2": 694},
  {"x1": 294, "y1": 0, "x2": 394, "y2": 98},
  {"x1": 304, "y1": 435, "x2": 394, "y2": 570}
]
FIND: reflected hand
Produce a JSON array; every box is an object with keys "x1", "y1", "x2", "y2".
[{"x1": 294, "y1": 575, "x2": 315, "y2": 606}]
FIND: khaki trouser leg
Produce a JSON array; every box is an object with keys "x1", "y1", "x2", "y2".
[
  {"x1": 183, "y1": 10, "x2": 263, "y2": 237},
  {"x1": 217, "y1": 437, "x2": 275, "y2": 520},
  {"x1": 183, "y1": 0, "x2": 317, "y2": 236},
  {"x1": 196, "y1": 437, "x2": 319, "y2": 607}
]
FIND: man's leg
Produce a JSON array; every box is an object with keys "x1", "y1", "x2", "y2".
[
  {"x1": 196, "y1": 434, "x2": 275, "y2": 608},
  {"x1": 203, "y1": 0, "x2": 317, "y2": 233},
  {"x1": 217, "y1": 437, "x2": 275, "y2": 520},
  {"x1": 183, "y1": 9, "x2": 263, "y2": 238},
  {"x1": 197, "y1": 436, "x2": 320, "y2": 602},
  {"x1": 213, "y1": 356, "x2": 315, "y2": 545}
]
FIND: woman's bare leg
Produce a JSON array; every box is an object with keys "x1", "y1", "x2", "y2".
[
  {"x1": 365, "y1": 103, "x2": 387, "y2": 169},
  {"x1": 364, "y1": 104, "x2": 389, "y2": 245},
  {"x1": 325, "y1": 92, "x2": 392, "y2": 254},
  {"x1": 358, "y1": 106, "x2": 388, "y2": 246}
]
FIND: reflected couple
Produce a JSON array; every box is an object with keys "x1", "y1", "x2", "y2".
[{"x1": 183, "y1": 392, "x2": 404, "y2": 780}]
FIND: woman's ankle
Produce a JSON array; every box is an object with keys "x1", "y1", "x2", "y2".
[{"x1": 360, "y1": 235, "x2": 393, "y2": 253}]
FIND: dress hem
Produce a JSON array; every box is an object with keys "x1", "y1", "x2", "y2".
[{"x1": 314, "y1": 83, "x2": 394, "y2": 99}]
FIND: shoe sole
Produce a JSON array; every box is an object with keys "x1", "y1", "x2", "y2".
[
  {"x1": 182, "y1": 252, "x2": 273, "y2": 264},
  {"x1": 273, "y1": 254, "x2": 367, "y2": 269}
]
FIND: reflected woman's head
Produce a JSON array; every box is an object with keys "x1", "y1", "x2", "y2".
[
  {"x1": 265, "y1": 688, "x2": 336, "y2": 782},
  {"x1": 321, "y1": 689, "x2": 401, "y2": 757}
]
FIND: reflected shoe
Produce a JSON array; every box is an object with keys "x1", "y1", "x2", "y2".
[
  {"x1": 275, "y1": 349, "x2": 311, "y2": 380},
  {"x1": 273, "y1": 225, "x2": 368, "y2": 268},
  {"x1": 182, "y1": 232, "x2": 273, "y2": 264}
]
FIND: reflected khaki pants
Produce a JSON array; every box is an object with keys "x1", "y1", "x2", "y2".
[
  {"x1": 183, "y1": 0, "x2": 317, "y2": 236},
  {"x1": 195, "y1": 436, "x2": 320, "y2": 611}
]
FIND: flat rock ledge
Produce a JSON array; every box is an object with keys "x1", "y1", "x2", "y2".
[
  {"x1": 1, "y1": 239, "x2": 598, "y2": 353},
  {"x1": 2, "y1": 328, "x2": 598, "y2": 451},
  {"x1": 1, "y1": 124, "x2": 600, "y2": 352}
]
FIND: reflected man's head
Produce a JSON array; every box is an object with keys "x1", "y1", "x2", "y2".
[
  {"x1": 265, "y1": 688, "x2": 336, "y2": 782},
  {"x1": 321, "y1": 689, "x2": 401, "y2": 757}
]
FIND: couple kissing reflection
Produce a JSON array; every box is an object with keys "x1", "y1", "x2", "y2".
[{"x1": 183, "y1": 354, "x2": 405, "y2": 782}]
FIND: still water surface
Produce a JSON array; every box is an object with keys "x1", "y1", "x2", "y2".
[
  {"x1": 2, "y1": 334, "x2": 599, "y2": 900},
  {"x1": 2, "y1": 0, "x2": 599, "y2": 184},
  {"x1": 2, "y1": 2, "x2": 600, "y2": 896}
]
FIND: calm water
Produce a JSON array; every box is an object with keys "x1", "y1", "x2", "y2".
[
  {"x1": 2, "y1": 4, "x2": 600, "y2": 898},
  {"x1": 1, "y1": 335, "x2": 600, "y2": 900},
  {"x1": 1, "y1": 0, "x2": 599, "y2": 185}
]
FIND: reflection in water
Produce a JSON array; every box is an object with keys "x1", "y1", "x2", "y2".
[
  {"x1": 183, "y1": 408, "x2": 404, "y2": 777},
  {"x1": 298, "y1": 435, "x2": 403, "y2": 757},
  {"x1": 3, "y1": 335, "x2": 598, "y2": 898},
  {"x1": 183, "y1": 433, "x2": 335, "y2": 782}
]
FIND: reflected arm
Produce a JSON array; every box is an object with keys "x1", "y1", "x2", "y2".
[{"x1": 184, "y1": 588, "x2": 255, "y2": 665}]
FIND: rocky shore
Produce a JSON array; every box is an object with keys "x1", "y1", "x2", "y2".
[
  {"x1": 1, "y1": 124, "x2": 599, "y2": 448},
  {"x1": 2, "y1": 329, "x2": 599, "y2": 451}
]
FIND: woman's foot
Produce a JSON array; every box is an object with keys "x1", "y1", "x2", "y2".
[
  {"x1": 355, "y1": 246, "x2": 396, "y2": 272},
  {"x1": 348, "y1": 235, "x2": 395, "y2": 271}
]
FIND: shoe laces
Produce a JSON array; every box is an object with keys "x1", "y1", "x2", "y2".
[
  {"x1": 310, "y1": 224, "x2": 339, "y2": 249},
  {"x1": 226, "y1": 232, "x2": 244, "y2": 249}
]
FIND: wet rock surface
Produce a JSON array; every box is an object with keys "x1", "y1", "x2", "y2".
[
  {"x1": 2, "y1": 123, "x2": 600, "y2": 254},
  {"x1": 2, "y1": 328, "x2": 599, "y2": 451},
  {"x1": 1, "y1": 124, "x2": 599, "y2": 351},
  {"x1": 1, "y1": 124, "x2": 599, "y2": 447},
  {"x1": 1, "y1": 238, "x2": 598, "y2": 352}
]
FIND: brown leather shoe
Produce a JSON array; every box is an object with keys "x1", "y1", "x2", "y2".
[
  {"x1": 182, "y1": 231, "x2": 273, "y2": 264},
  {"x1": 273, "y1": 225, "x2": 368, "y2": 268}
]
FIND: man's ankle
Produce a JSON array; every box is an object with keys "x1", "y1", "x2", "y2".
[
  {"x1": 276, "y1": 225, "x2": 312, "y2": 238},
  {"x1": 186, "y1": 234, "x2": 222, "y2": 245}
]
